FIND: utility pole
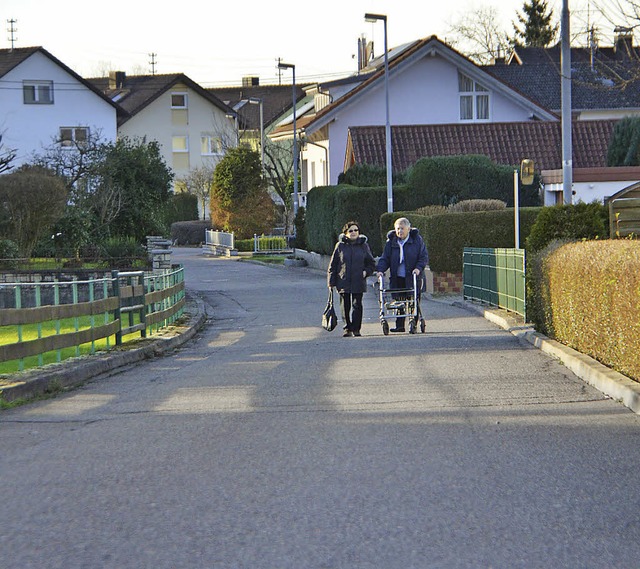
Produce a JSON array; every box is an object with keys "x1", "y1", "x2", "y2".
[
  {"x1": 149, "y1": 53, "x2": 157, "y2": 75},
  {"x1": 6, "y1": 19, "x2": 17, "y2": 50},
  {"x1": 561, "y1": 0, "x2": 573, "y2": 204}
]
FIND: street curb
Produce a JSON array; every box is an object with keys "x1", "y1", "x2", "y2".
[
  {"x1": 455, "y1": 300, "x2": 640, "y2": 415},
  {"x1": 0, "y1": 292, "x2": 208, "y2": 404}
]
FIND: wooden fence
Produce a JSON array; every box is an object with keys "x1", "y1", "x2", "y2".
[
  {"x1": 0, "y1": 267, "x2": 185, "y2": 371},
  {"x1": 610, "y1": 197, "x2": 640, "y2": 238}
]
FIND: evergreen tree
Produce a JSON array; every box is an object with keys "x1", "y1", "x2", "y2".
[
  {"x1": 607, "y1": 116, "x2": 640, "y2": 166},
  {"x1": 513, "y1": 0, "x2": 559, "y2": 47}
]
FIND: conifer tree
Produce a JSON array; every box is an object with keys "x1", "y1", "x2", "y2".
[{"x1": 513, "y1": 0, "x2": 559, "y2": 47}]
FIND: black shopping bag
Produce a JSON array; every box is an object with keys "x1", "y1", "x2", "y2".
[{"x1": 321, "y1": 289, "x2": 338, "y2": 331}]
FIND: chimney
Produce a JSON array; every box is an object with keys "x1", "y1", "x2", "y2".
[
  {"x1": 357, "y1": 35, "x2": 374, "y2": 71},
  {"x1": 242, "y1": 76, "x2": 259, "y2": 87},
  {"x1": 613, "y1": 26, "x2": 633, "y2": 59},
  {"x1": 109, "y1": 71, "x2": 126, "y2": 89}
]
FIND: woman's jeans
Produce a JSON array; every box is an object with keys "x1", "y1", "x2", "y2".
[{"x1": 339, "y1": 292, "x2": 363, "y2": 332}]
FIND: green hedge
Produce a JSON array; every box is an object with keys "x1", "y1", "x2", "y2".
[
  {"x1": 528, "y1": 239, "x2": 640, "y2": 382},
  {"x1": 380, "y1": 208, "x2": 543, "y2": 273},
  {"x1": 407, "y1": 154, "x2": 540, "y2": 207}
]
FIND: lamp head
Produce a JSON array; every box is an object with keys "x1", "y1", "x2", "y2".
[{"x1": 364, "y1": 13, "x2": 386, "y2": 23}]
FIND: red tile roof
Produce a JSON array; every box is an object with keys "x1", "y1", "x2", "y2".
[{"x1": 346, "y1": 120, "x2": 618, "y2": 173}]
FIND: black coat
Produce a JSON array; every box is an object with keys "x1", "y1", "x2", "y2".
[{"x1": 327, "y1": 234, "x2": 376, "y2": 294}]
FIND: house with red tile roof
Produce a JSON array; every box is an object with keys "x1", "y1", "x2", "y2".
[{"x1": 269, "y1": 36, "x2": 558, "y2": 194}]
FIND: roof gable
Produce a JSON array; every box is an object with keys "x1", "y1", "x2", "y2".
[
  {"x1": 300, "y1": 36, "x2": 556, "y2": 136},
  {"x1": 88, "y1": 73, "x2": 234, "y2": 126},
  {"x1": 0, "y1": 46, "x2": 120, "y2": 110}
]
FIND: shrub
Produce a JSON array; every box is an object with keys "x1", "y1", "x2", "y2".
[
  {"x1": 102, "y1": 236, "x2": 146, "y2": 268},
  {"x1": 414, "y1": 205, "x2": 448, "y2": 216},
  {"x1": 171, "y1": 220, "x2": 213, "y2": 245},
  {"x1": 0, "y1": 238, "x2": 20, "y2": 269},
  {"x1": 338, "y1": 163, "x2": 407, "y2": 186},
  {"x1": 165, "y1": 192, "x2": 199, "y2": 225},
  {"x1": 448, "y1": 199, "x2": 507, "y2": 212},
  {"x1": 525, "y1": 202, "x2": 609, "y2": 252}
]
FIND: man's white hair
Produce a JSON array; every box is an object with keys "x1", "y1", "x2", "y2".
[{"x1": 394, "y1": 217, "x2": 411, "y2": 227}]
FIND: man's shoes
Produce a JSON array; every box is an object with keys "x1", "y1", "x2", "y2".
[
  {"x1": 390, "y1": 327, "x2": 405, "y2": 333},
  {"x1": 343, "y1": 330, "x2": 354, "y2": 337},
  {"x1": 353, "y1": 331, "x2": 362, "y2": 337}
]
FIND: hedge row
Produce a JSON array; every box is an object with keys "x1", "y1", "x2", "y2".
[
  {"x1": 379, "y1": 208, "x2": 542, "y2": 273},
  {"x1": 528, "y1": 239, "x2": 640, "y2": 382}
]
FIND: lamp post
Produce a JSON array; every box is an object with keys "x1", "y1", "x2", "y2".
[
  {"x1": 365, "y1": 12, "x2": 392, "y2": 213},
  {"x1": 248, "y1": 97, "x2": 264, "y2": 176},
  {"x1": 277, "y1": 62, "x2": 299, "y2": 220}
]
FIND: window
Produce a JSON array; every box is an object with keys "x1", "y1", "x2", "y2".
[
  {"x1": 59, "y1": 127, "x2": 89, "y2": 148},
  {"x1": 171, "y1": 92, "x2": 188, "y2": 109},
  {"x1": 172, "y1": 135, "x2": 189, "y2": 152},
  {"x1": 201, "y1": 135, "x2": 222, "y2": 155},
  {"x1": 458, "y1": 72, "x2": 489, "y2": 121},
  {"x1": 23, "y1": 80, "x2": 54, "y2": 104}
]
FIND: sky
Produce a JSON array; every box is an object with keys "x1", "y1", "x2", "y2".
[{"x1": 1, "y1": 0, "x2": 628, "y2": 87}]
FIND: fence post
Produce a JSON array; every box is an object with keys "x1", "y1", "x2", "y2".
[{"x1": 112, "y1": 270, "x2": 122, "y2": 346}]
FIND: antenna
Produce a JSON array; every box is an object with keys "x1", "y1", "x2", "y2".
[
  {"x1": 276, "y1": 57, "x2": 283, "y2": 84},
  {"x1": 6, "y1": 19, "x2": 17, "y2": 50},
  {"x1": 149, "y1": 52, "x2": 157, "y2": 75}
]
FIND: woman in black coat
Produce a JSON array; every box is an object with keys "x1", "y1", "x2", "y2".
[{"x1": 327, "y1": 220, "x2": 376, "y2": 337}]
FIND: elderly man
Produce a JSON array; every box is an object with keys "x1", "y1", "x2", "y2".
[{"x1": 376, "y1": 217, "x2": 429, "y2": 332}]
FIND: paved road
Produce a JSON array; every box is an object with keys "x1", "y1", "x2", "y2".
[{"x1": 2, "y1": 247, "x2": 640, "y2": 568}]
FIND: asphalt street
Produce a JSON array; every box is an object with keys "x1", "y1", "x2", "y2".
[{"x1": 1, "y1": 247, "x2": 640, "y2": 569}]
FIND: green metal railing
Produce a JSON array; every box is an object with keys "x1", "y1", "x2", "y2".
[
  {"x1": 0, "y1": 267, "x2": 185, "y2": 372},
  {"x1": 463, "y1": 247, "x2": 526, "y2": 319}
]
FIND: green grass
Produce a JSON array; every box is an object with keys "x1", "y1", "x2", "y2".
[{"x1": 0, "y1": 314, "x2": 144, "y2": 374}]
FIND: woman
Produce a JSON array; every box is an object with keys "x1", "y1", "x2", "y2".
[{"x1": 327, "y1": 221, "x2": 376, "y2": 337}]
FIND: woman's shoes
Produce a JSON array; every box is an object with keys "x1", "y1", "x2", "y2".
[
  {"x1": 343, "y1": 330, "x2": 353, "y2": 337},
  {"x1": 353, "y1": 331, "x2": 362, "y2": 336}
]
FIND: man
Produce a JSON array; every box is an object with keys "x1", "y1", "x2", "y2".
[{"x1": 376, "y1": 217, "x2": 429, "y2": 332}]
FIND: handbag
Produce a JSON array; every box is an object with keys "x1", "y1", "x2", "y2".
[{"x1": 321, "y1": 289, "x2": 338, "y2": 332}]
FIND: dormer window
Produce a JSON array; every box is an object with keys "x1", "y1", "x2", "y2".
[
  {"x1": 458, "y1": 72, "x2": 489, "y2": 121},
  {"x1": 23, "y1": 80, "x2": 54, "y2": 104},
  {"x1": 171, "y1": 93, "x2": 188, "y2": 109}
]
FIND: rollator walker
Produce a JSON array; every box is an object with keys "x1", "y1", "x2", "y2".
[{"x1": 375, "y1": 272, "x2": 426, "y2": 335}]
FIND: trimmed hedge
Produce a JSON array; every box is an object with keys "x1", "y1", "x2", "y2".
[
  {"x1": 380, "y1": 208, "x2": 542, "y2": 273},
  {"x1": 170, "y1": 220, "x2": 213, "y2": 245},
  {"x1": 529, "y1": 239, "x2": 640, "y2": 382}
]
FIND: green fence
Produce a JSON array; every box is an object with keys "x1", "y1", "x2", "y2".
[
  {"x1": 463, "y1": 248, "x2": 526, "y2": 319},
  {"x1": 0, "y1": 266, "x2": 185, "y2": 372}
]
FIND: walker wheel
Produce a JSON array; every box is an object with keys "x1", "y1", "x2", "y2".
[
  {"x1": 409, "y1": 320, "x2": 417, "y2": 334},
  {"x1": 382, "y1": 321, "x2": 389, "y2": 336},
  {"x1": 420, "y1": 319, "x2": 426, "y2": 333}
]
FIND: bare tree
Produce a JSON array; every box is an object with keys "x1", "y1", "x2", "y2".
[
  {"x1": 0, "y1": 132, "x2": 17, "y2": 174},
  {"x1": 447, "y1": 6, "x2": 512, "y2": 63},
  {"x1": 177, "y1": 165, "x2": 215, "y2": 220}
]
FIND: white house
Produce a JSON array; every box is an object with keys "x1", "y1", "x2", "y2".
[
  {"x1": 89, "y1": 72, "x2": 237, "y2": 219},
  {"x1": 0, "y1": 47, "x2": 119, "y2": 168},
  {"x1": 270, "y1": 36, "x2": 557, "y2": 191}
]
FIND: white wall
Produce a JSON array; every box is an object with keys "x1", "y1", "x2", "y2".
[
  {"x1": 0, "y1": 51, "x2": 117, "y2": 166},
  {"x1": 309, "y1": 54, "x2": 536, "y2": 185},
  {"x1": 544, "y1": 180, "x2": 640, "y2": 205}
]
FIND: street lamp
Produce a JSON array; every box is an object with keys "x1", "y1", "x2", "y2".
[
  {"x1": 247, "y1": 97, "x2": 264, "y2": 176},
  {"x1": 365, "y1": 12, "x2": 392, "y2": 213},
  {"x1": 277, "y1": 61, "x2": 299, "y2": 220}
]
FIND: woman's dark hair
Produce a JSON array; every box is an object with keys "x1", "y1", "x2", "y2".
[{"x1": 342, "y1": 220, "x2": 360, "y2": 233}]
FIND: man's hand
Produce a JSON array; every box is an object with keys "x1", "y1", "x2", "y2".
[{"x1": 412, "y1": 268, "x2": 421, "y2": 276}]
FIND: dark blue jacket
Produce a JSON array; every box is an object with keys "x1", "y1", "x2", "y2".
[
  {"x1": 328, "y1": 234, "x2": 376, "y2": 294},
  {"x1": 376, "y1": 228, "x2": 429, "y2": 278}
]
